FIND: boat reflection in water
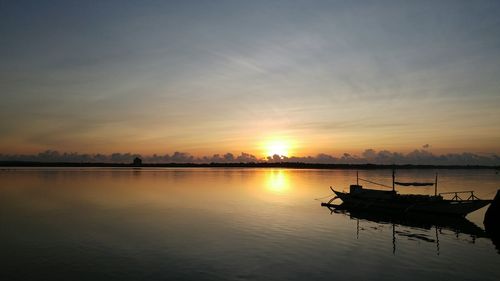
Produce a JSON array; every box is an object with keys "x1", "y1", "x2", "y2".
[{"x1": 323, "y1": 204, "x2": 498, "y2": 255}]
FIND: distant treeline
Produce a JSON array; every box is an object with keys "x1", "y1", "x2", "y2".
[
  {"x1": 1, "y1": 161, "x2": 499, "y2": 170},
  {"x1": 2, "y1": 149, "x2": 500, "y2": 166}
]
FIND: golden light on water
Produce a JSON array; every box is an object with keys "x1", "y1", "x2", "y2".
[{"x1": 265, "y1": 170, "x2": 289, "y2": 193}]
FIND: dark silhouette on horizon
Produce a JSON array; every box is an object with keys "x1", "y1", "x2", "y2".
[
  {"x1": 1, "y1": 149, "x2": 500, "y2": 166},
  {"x1": 133, "y1": 157, "x2": 142, "y2": 166},
  {"x1": 0, "y1": 160, "x2": 499, "y2": 170}
]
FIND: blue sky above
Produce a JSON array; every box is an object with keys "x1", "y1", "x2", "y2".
[{"x1": 1, "y1": 0, "x2": 500, "y2": 156}]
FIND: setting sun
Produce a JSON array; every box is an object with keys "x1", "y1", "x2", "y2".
[{"x1": 264, "y1": 140, "x2": 291, "y2": 157}]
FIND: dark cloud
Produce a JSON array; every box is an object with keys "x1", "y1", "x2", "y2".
[
  {"x1": 0, "y1": 149, "x2": 499, "y2": 165},
  {"x1": 0, "y1": 150, "x2": 142, "y2": 164}
]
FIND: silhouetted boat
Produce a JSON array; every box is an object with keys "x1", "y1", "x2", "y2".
[
  {"x1": 321, "y1": 170, "x2": 492, "y2": 217},
  {"x1": 328, "y1": 205, "x2": 488, "y2": 238},
  {"x1": 323, "y1": 204, "x2": 490, "y2": 255},
  {"x1": 484, "y1": 190, "x2": 500, "y2": 253}
]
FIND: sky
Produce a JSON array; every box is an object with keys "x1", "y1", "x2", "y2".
[{"x1": 1, "y1": 0, "x2": 500, "y2": 160}]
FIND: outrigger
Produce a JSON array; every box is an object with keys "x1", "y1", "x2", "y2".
[{"x1": 321, "y1": 170, "x2": 492, "y2": 217}]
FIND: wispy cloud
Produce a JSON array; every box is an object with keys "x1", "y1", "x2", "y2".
[{"x1": 1, "y1": 1, "x2": 500, "y2": 155}]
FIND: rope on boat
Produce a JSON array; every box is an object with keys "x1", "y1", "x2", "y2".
[
  {"x1": 358, "y1": 178, "x2": 393, "y2": 189},
  {"x1": 314, "y1": 193, "x2": 336, "y2": 201}
]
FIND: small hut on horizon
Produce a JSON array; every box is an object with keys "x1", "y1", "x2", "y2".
[{"x1": 133, "y1": 157, "x2": 142, "y2": 166}]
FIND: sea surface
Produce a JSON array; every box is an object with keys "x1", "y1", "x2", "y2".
[{"x1": 1, "y1": 168, "x2": 499, "y2": 280}]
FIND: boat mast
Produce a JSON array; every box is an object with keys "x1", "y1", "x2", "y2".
[
  {"x1": 435, "y1": 173, "x2": 438, "y2": 196},
  {"x1": 392, "y1": 169, "x2": 395, "y2": 192},
  {"x1": 356, "y1": 171, "x2": 359, "y2": 185}
]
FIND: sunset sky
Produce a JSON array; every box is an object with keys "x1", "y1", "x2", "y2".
[{"x1": 1, "y1": 0, "x2": 500, "y2": 158}]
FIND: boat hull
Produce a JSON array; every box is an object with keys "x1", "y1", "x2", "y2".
[{"x1": 333, "y1": 191, "x2": 491, "y2": 216}]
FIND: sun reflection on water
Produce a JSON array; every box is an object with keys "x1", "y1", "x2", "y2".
[{"x1": 265, "y1": 170, "x2": 289, "y2": 193}]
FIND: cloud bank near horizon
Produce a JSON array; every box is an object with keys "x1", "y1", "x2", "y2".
[{"x1": 1, "y1": 149, "x2": 499, "y2": 166}]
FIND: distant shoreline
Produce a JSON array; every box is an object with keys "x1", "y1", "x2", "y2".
[{"x1": 0, "y1": 161, "x2": 498, "y2": 170}]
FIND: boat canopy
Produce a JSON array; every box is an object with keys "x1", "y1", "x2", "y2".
[{"x1": 394, "y1": 181, "x2": 434, "y2": 187}]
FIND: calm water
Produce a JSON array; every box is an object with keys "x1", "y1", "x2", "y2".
[{"x1": 1, "y1": 168, "x2": 499, "y2": 280}]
